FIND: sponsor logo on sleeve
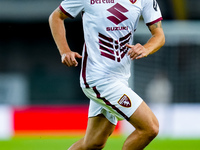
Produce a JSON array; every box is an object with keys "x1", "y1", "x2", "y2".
[{"x1": 153, "y1": 0, "x2": 158, "y2": 11}]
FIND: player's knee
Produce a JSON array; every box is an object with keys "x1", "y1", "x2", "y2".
[
  {"x1": 135, "y1": 119, "x2": 159, "y2": 142},
  {"x1": 83, "y1": 140, "x2": 106, "y2": 150},
  {"x1": 146, "y1": 120, "x2": 159, "y2": 140},
  {"x1": 84, "y1": 143, "x2": 105, "y2": 150},
  {"x1": 92, "y1": 142, "x2": 106, "y2": 150}
]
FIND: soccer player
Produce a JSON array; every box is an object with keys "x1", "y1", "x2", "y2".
[{"x1": 49, "y1": 0, "x2": 165, "y2": 149}]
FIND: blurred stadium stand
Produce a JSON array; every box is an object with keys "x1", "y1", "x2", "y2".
[{"x1": 0, "y1": 0, "x2": 200, "y2": 105}]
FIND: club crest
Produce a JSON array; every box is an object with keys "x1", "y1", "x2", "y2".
[
  {"x1": 129, "y1": 0, "x2": 137, "y2": 4},
  {"x1": 118, "y1": 94, "x2": 131, "y2": 108}
]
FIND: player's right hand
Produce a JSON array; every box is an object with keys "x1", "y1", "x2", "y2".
[{"x1": 61, "y1": 51, "x2": 82, "y2": 67}]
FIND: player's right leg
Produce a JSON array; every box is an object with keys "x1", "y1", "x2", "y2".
[{"x1": 68, "y1": 114, "x2": 116, "y2": 150}]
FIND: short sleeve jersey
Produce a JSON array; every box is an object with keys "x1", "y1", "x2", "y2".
[{"x1": 60, "y1": 0, "x2": 163, "y2": 88}]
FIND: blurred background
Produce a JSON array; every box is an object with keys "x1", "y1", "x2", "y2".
[{"x1": 0, "y1": 0, "x2": 200, "y2": 140}]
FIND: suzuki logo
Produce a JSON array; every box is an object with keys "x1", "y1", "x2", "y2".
[{"x1": 107, "y1": 3, "x2": 128, "y2": 25}]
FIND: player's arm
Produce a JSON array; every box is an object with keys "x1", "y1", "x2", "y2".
[
  {"x1": 127, "y1": 21, "x2": 165, "y2": 60},
  {"x1": 49, "y1": 7, "x2": 82, "y2": 67},
  {"x1": 145, "y1": 21, "x2": 165, "y2": 55}
]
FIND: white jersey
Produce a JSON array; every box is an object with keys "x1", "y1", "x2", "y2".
[{"x1": 60, "y1": 0, "x2": 163, "y2": 88}]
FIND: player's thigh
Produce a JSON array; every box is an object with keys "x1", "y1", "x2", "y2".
[
  {"x1": 129, "y1": 101, "x2": 159, "y2": 131},
  {"x1": 84, "y1": 114, "x2": 116, "y2": 146}
]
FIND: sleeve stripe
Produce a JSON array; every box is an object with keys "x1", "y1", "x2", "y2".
[
  {"x1": 146, "y1": 17, "x2": 163, "y2": 26},
  {"x1": 59, "y1": 5, "x2": 74, "y2": 19}
]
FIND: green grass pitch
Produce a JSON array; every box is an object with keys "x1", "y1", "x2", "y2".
[{"x1": 0, "y1": 136, "x2": 200, "y2": 150}]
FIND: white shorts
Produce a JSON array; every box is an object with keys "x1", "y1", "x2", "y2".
[{"x1": 82, "y1": 78, "x2": 143, "y2": 125}]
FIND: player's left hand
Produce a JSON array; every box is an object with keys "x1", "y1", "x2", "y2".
[{"x1": 126, "y1": 43, "x2": 149, "y2": 60}]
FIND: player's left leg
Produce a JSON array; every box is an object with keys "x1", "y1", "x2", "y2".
[
  {"x1": 68, "y1": 114, "x2": 116, "y2": 150},
  {"x1": 122, "y1": 101, "x2": 159, "y2": 150}
]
